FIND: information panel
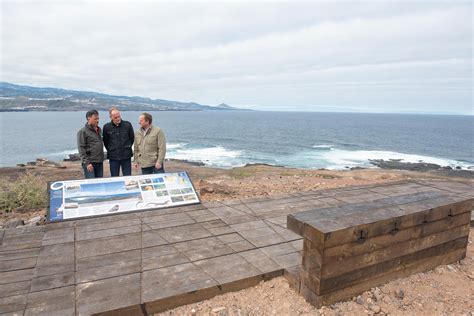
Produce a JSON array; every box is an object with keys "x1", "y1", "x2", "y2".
[{"x1": 48, "y1": 171, "x2": 200, "y2": 222}]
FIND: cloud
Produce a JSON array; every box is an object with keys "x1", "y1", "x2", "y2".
[{"x1": 1, "y1": 1, "x2": 472, "y2": 114}]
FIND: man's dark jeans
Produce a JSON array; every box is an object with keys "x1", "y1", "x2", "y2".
[
  {"x1": 82, "y1": 162, "x2": 104, "y2": 179},
  {"x1": 141, "y1": 164, "x2": 165, "y2": 175},
  {"x1": 109, "y1": 158, "x2": 132, "y2": 177}
]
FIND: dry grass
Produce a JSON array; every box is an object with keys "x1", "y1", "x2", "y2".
[{"x1": 0, "y1": 172, "x2": 47, "y2": 212}]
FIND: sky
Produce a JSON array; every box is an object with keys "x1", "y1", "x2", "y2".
[{"x1": 1, "y1": 0, "x2": 472, "y2": 114}]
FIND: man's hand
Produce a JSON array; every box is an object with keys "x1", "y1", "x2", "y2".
[
  {"x1": 86, "y1": 163, "x2": 93, "y2": 172},
  {"x1": 155, "y1": 162, "x2": 162, "y2": 170},
  {"x1": 134, "y1": 163, "x2": 139, "y2": 170}
]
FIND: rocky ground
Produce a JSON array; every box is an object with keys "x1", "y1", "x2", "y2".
[{"x1": 0, "y1": 159, "x2": 473, "y2": 315}]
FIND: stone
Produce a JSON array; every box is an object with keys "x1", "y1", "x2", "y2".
[
  {"x1": 373, "y1": 288, "x2": 384, "y2": 302},
  {"x1": 25, "y1": 216, "x2": 42, "y2": 226},
  {"x1": 5, "y1": 219, "x2": 25, "y2": 229},
  {"x1": 369, "y1": 304, "x2": 381, "y2": 313},
  {"x1": 356, "y1": 295, "x2": 364, "y2": 305},
  {"x1": 394, "y1": 289, "x2": 405, "y2": 300},
  {"x1": 212, "y1": 307, "x2": 226, "y2": 313},
  {"x1": 446, "y1": 265, "x2": 456, "y2": 272}
]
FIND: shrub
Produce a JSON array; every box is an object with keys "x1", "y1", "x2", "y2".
[{"x1": 0, "y1": 172, "x2": 47, "y2": 212}]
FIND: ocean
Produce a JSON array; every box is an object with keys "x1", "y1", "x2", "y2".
[{"x1": 0, "y1": 111, "x2": 472, "y2": 169}]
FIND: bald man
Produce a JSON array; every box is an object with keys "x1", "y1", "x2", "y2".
[{"x1": 103, "y1": 107, "x2": 135, "y2": 176}]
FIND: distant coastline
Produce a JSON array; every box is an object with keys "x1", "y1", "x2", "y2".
[
  {"x1": 0, "y1": 108, "x2": 253, "y2": 112},
  {"x1": 0, "y1": 81, "x2": 250, "y2": 112}
]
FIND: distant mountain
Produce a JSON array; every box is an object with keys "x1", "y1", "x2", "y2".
[{"x1": 0, "y1": 82, "x2": 246, "y2": 112}]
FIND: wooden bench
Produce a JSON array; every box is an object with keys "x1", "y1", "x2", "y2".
[{"x1": 287, "y1": 189, "x2": 472, "y2": 307}]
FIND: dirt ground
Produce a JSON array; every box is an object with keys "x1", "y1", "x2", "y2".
[{"x1": 1, "y1": 159, "x2": 473, "y2": 315}]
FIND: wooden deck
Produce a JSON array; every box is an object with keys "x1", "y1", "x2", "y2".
[{"x1": 0, "y1": 179, "x2": 472, "y2": 315}]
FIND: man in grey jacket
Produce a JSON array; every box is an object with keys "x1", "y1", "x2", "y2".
[{"x1": 77, "y1": 110, "x2": 105, "y2": 178}]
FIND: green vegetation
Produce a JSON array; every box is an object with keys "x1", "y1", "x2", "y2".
[
  {"x1": 229, "y1": 169, "x2": 254, "y2": 178},
  {"x1": 0, "y1": 172, "x2": 47, "y2": 212}
]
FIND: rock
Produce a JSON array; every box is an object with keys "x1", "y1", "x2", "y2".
[
  {"x1": 64, "y1": 153, "x2": 81, "y2": 162},
  {"x1": 211, "y1": 307, "x2": 227, "y2": 314},
  {"x1": 25, "y1": 216, "x2": 42, "y2": 226},
  {"x1": 16, "y1": 163, "x2": 26, "y2": 167},
  {"x1": 394, "y1": 288, "x2": 404, "y2": 300},
  {"x1": 435, "y1": 267, "x2": 444, "y2": 274},
  {"x1": 467, "y1": 274, "x2": 474, "y2": 280},
  {"x1": 369, "y1": 159, "x2": 441, "y2": 171},
  {"x1": 5, "y1": 218, "x2": 25, "y2": 228},
  {"x1": 369, "y1": 304, "x2": 381, "y2": 313},
  {"x1": 190, "y1": 308, "x2": 196, "y2": 315},
  {"x1": 356, "y1": 295, "x2": 364, "y2": 305},
  {"x1": 37, "y1": 159, "x2": 66, "y2": 169},
  {"x1": 446, "y1": 265, "x2": 456, "y2": 272},
  {"x1": 373, "y1": 288, "x2": 383, "y2": 301}
]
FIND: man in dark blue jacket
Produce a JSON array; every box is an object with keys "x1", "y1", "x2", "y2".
[{"x1": 103, "y1": 107, "x2": 135, "y2": 177}]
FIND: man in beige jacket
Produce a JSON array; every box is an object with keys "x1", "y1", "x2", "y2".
[{"x1": 133, "y1": 113, "x2": 167, "y2": 174}]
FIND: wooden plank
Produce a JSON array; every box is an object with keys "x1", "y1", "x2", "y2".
[
  {"x1": 75, "y1": 232, "x2": 141, "y2": 259},
  {"x1": 0, "y1": 268, "x2": 35, "y2": 284},
  {"x1": 0, "y1": 257, "x2": 36, "y2": 272},
  {"x1": 74, "y1": 212, "x2": 137, "y2": 226},
  {"x1": 94, "y1": 304, "x2": 144, "y2": 316},
  {"x1": 260, "y1": 242, "x2": 299, "y2": 258},
  {"x1": 144, "y1": 218, "x2": 195, "y2": 230},
  {"x1": 283, "y1": 265, "x2": 302, "y2": 292},
  {"x1": 76, "y1": 273, "x2": 141, "y2": 316},
  {"x1": 30, "y1": 272, "x2": 75, "y2": 292},
  {"x1": 0, "y1": 248, "x2": 40, "y2": 262},
  {"x1": 267, "y1": 223, "x2": 302, "y2": 242},
  {"x1": 141, "y1": 263, "x2": 217, "y2": 302},
  {"x1": 76, "y1": 250, "x2": 141, "y2": 283},
  {"x1": 75, "y1": 218, "x2": 141, "y2": 234},
  {"x1": 321, "y1": 224, "x2": 470, "y2": 278},
  {"x1": 302, "y1": 200, "x2": 471, "y2": 249},
  {"x1": 0, "y1": 294, "x2": 26, "y2": 314},
  {"x1": 144, "y1": 284, "x2": 220, "y2": 315},
  {"x1": 216, "y1": 233, "x2": 244, "y2": 244},
  {"x1": 194, "y1": 254, "x2": 261, "y2": 285},
  {"x1": 246, "y1": 233, "x2": 286, "y2": 248},
  {"x1": 25, "y1": 286, "x2": 75, "y2": 316},
  {"x1": 41, "y1": 227, "x2": 75, "y2": 246},
  {"x1": 0, "y1": 233, "x2": 44, "y2": 251},
  {"x1": 227, "y1": 240, "x2": 256, "y2": 252},
  {"x1": 179, "y1": 244, "x2": 234, "y2": 262},
  {"x1": 141, "y1": 229, "x2": 168, "y2": 248},
  {"x1": 271, "y1": 252, "x2": 302, "y2": 269},
  {"x1": 142, "y1": 244, "x2": 189, "y2": 271},
  {"x1": 220, "y1": 214, "x2": 259, "y2": 225},
  {"x1": 300, "y1": 247, "x2": 466, "y2": 308},
  {"x1": 141, "y1": 212, "x2": 191, "y2": 225},
  {"x1": 76, "y1": 224, "x2": 141, "y2": 241},
  {"x1": 323, "y1": 211, "x2": 471, "y2": 260},
  {"x1": 0, "y1": 281, "x2": 30, "y2": 298},
  {"x1": 311, "y1": 236, "x2": 468, "y2": 295},
  {"x1": 156, "y1": 223, "x2": 212, "y2": 243}
]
